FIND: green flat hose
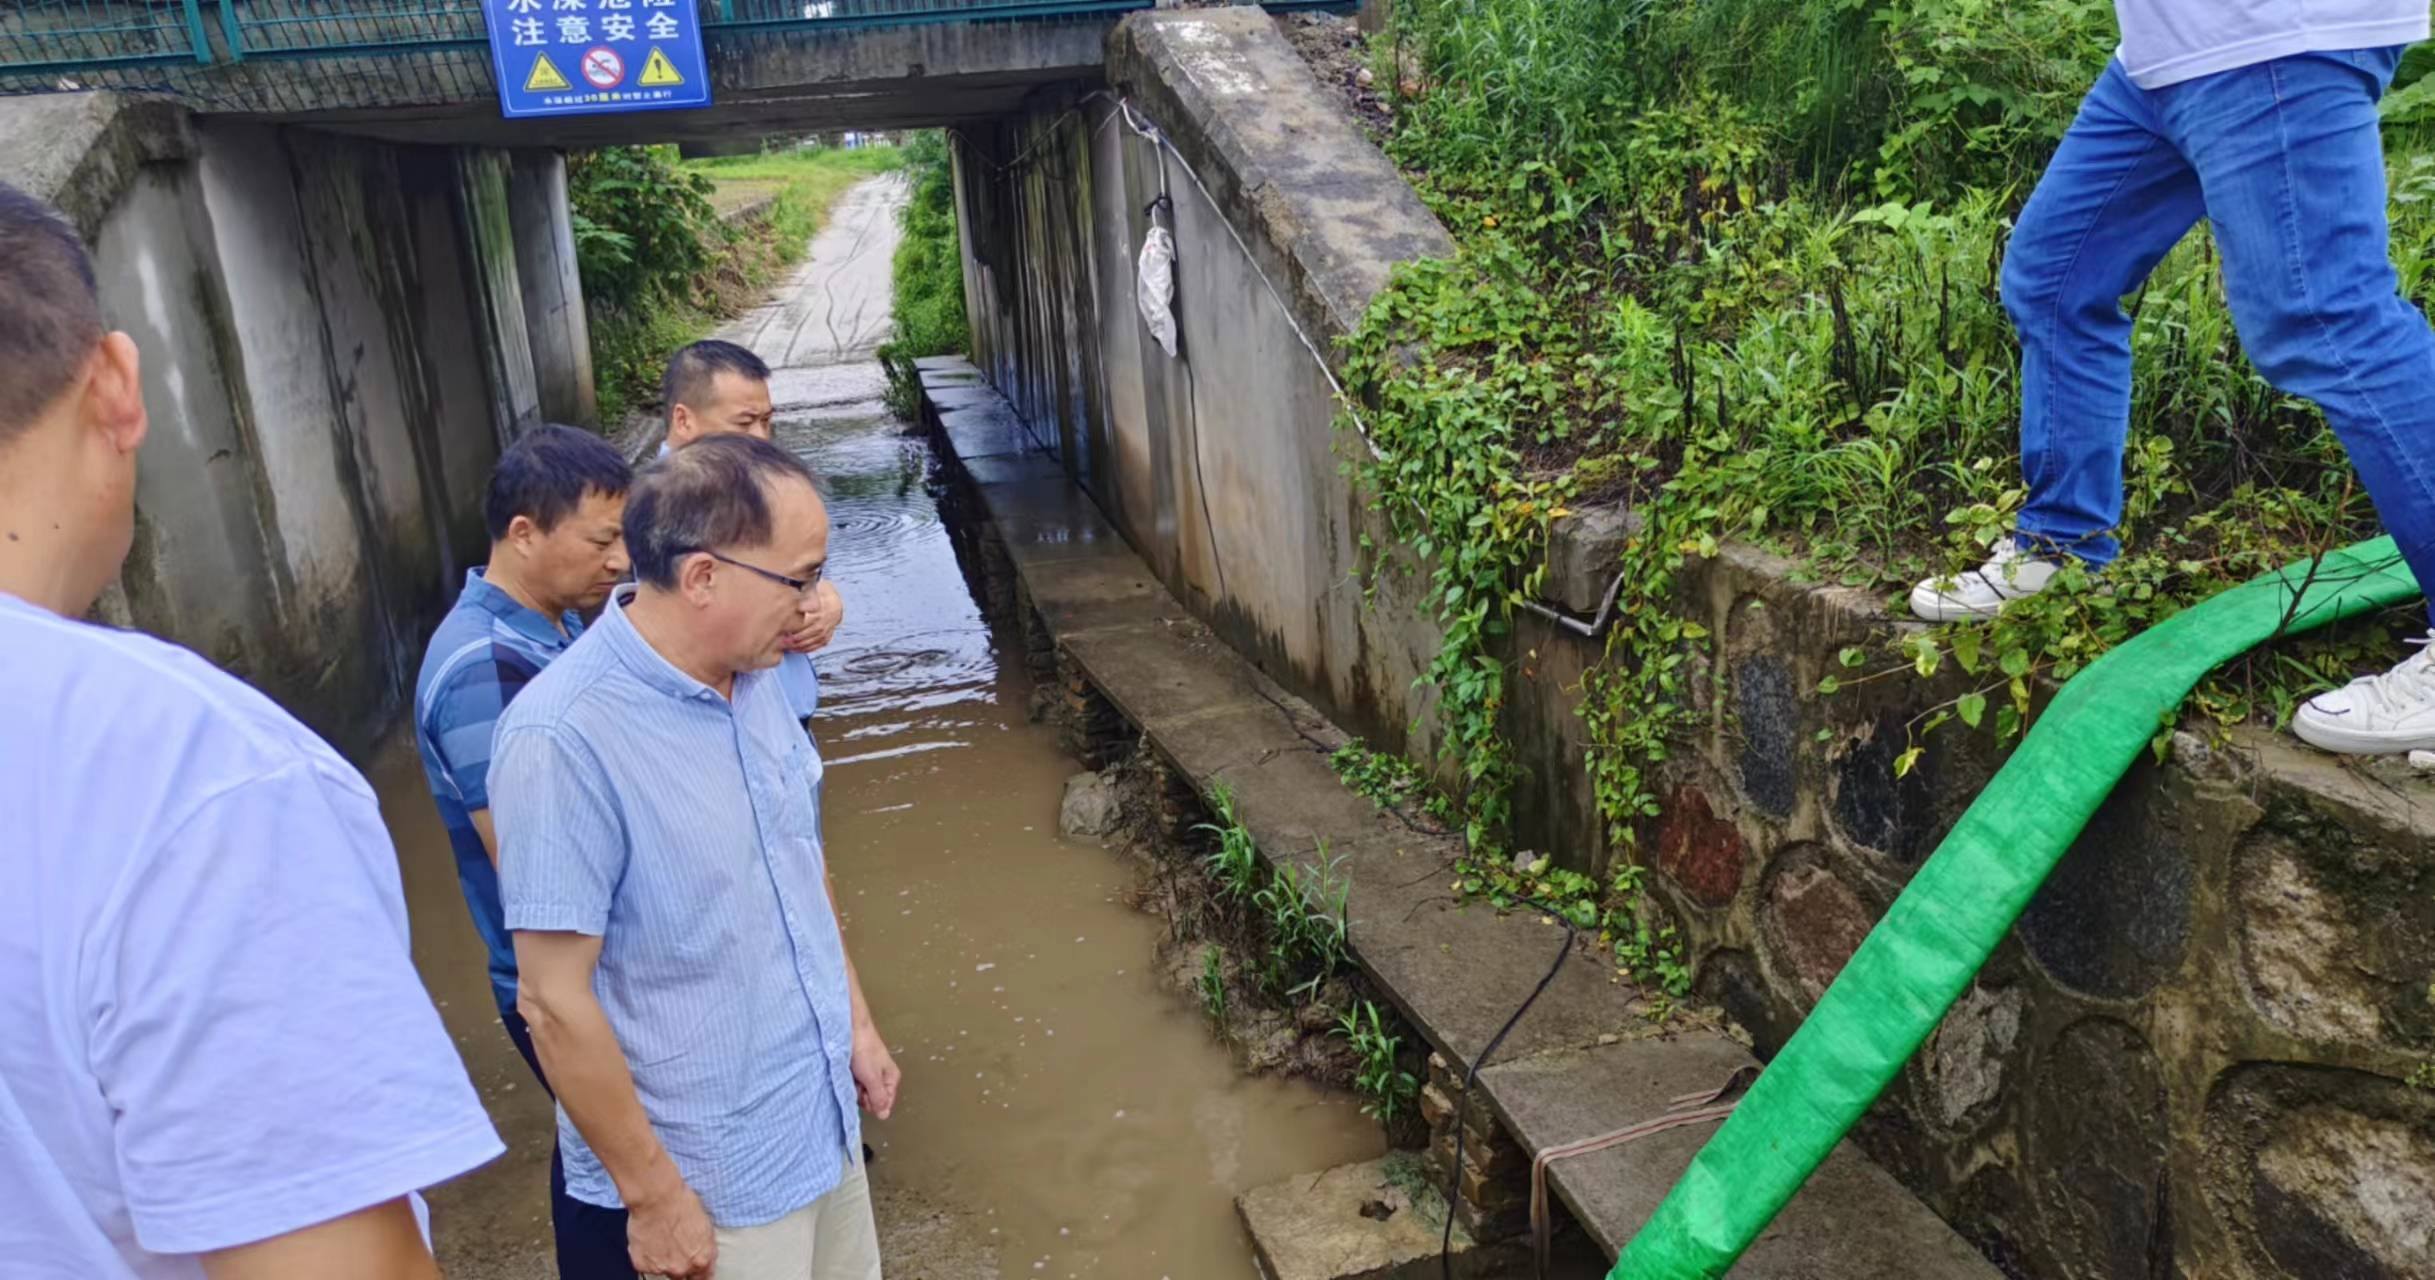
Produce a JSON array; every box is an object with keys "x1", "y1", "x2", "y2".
[{"x1": 1611, "y1": 537, "x2": 2418, "y2": 1278}]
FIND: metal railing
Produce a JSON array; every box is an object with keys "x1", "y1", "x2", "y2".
[
  {"x1": 224, "y1": 1, "x2": 491, "y2": 58},
  {"x1": 0, "y1": 0, "x2": 1179, "y2": 68},
  {"x1": 0, "y1": 0, "x2": 1347, "y2": 107},
  {"x1": 0, "y1": 2, "x2": 212, "y2": 74}
]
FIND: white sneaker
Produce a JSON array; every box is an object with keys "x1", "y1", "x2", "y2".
[
  {"x1": 1908, "y1": 538, "x2": 2063, "y2": 622},
  {"x1": 2292, "y1": 635, "x2": 2435, "y2": 754}
]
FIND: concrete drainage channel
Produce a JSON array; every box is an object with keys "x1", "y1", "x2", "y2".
[{"x1": 912, "y1": 358, "x2": 2008, "y2": 1279}]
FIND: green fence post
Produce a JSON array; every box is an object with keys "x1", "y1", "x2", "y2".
[
  {"x1": 180, "y1": 0, "x2": 215, "y2": 63},
  {"x1": 217, "y1": 1, "x2": 246, "y2": 62}
]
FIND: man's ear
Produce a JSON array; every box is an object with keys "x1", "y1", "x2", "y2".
[
  {"x1": 504, "y1": 512, "x2": 541, "y2": 556},
  {"x1": 679, "y1": 550, "x2": 718, "y2": 603},
  {"x1": 88, "y1": 332, "x2": 147, "y2": 456},
  {"x1": 667, "y1": 403, "x2": 694, "y2": 448}
]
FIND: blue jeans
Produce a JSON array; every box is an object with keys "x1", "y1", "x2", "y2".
[{"x1": 2008, "y1": 47, "x2": 2435, "y2": 620}]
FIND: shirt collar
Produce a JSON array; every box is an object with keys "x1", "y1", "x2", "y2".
[
  {"x1": 461, "y1": 568, "x2": 581, "y2": 649},
  {"x1": 599, "y1": 583, "x2": 729, "y2": 704}
]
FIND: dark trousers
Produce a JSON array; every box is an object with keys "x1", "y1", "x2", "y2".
[{"x1": 499, "y1": 1006, "x2": 639, "y2": 1280}]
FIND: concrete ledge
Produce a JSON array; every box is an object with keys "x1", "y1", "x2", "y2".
[
  {"x1": 1107, "y1": 7, "x2": 1455, "y2": 356},
  {"x1": 1239, "y1": 1156, "x2": 1550, "y2": 1280},
  {"x1": 1483, "y1": 1037, "x2": 1999, "y2": 1277},
  {"x1": 917, "y1": 358, "x2": 1999, "y2": 1275},
  {"x1": 0, "y1": 92, "x2": 195, "y2": 240}
]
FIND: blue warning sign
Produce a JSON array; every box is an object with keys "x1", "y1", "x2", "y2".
[{"x1": 483, "y1": 0, "x2": 713, "y2": 120}]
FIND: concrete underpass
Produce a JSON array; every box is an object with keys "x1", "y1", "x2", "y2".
[{"x1": 12, "y1": 3, "x2": 2423, "y2": 1279}]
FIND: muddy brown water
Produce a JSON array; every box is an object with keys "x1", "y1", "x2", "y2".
[{"x1": 388, "y1": 179, "x2": 1382, "y2": 1279}]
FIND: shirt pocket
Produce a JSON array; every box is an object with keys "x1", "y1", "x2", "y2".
[{"x1": 773, "y1": 739, "x2": 824, "y2": 839}]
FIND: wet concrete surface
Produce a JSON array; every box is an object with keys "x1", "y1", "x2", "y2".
[{"x1": 394, "y1": 175, "x2": 1381, "y2": 1278}]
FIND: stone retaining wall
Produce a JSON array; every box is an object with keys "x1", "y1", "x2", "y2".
[{"x1": 1609, "y1": 533, "x2": 2435, "y2": 1279}]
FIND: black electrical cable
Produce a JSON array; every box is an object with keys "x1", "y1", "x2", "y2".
[{"x1": 1442, "y1": 895, "x2": 1577, "y2": 1279}]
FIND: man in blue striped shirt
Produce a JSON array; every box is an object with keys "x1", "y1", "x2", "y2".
[
  {"x1": 495, "y1": 435, "x2": 897, "y2": 1280},
  {"x1": 659, "y1": 339, "x2": 842, "y2": 725},
  {"x1": 412, "y1": 423, "x2": 637, "y2": 1279}
]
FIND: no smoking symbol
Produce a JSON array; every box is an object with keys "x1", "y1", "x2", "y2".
[{"x1": 580, "y1": 46, "x2": 625, "y2": 89}]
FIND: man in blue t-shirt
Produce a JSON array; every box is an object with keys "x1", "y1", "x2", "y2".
[
  {"x1": 413, "y1": 424, "x2": 637, "y2": 1279},
  {"x1": 658, "y1": 339, "x2": 843, "y2": 721}
]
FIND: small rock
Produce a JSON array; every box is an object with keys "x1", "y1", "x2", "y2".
[
  {"x1": 1354, "y1": 67, "x2": 1375, "y2": 89},
  {"x1": 2410, "y1": 749, "x2": 2435, "y2": 772},
  {"x1": 1059, "y1": 771, "x2": 1123, "y2": 838}
]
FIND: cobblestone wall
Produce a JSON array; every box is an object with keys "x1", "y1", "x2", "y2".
[{"x1": 1611, "y1": 535, "x2": 2435, "y2": 1279}]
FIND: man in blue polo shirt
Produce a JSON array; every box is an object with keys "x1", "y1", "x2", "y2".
[
  {"x1": 659, "y1": 338, "x2": 843, "y2": 724},
  {"x1": 413, "y1": 423, "x2": 636, "y2": 1279}
]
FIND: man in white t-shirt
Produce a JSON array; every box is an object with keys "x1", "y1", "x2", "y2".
[
  {"x1": 1911, "y1": 3, "x2": 2435, "y2": 754},
  {"x1": 0, "y1": 184, "x2": 503, "y2": 1276}
]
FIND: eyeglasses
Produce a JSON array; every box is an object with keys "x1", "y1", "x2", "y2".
[{"x1": 694, "y1": 548, "x2": 825, "y2": 594}]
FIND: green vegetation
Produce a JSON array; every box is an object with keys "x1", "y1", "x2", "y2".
[
  {"x1": 1192, "y1": 785, "x2": 1355, "y2": 1004},
  {"x1": 1337, "y1": 0, "x2": 2435, "y2": 962},
  {"x1": 1198, "y1": 945, "x2": 1229, "y2": 1024},
  {"x1": 1252, "y1": 844, "x2": 1353, "y2": 1001},
  {"x1": 1328, "y1": 740, "x2": 1441, "y2": 819},
  {"x1": 1335, "y1": 1000, "x2": 1421, "y2": 1124},
  {"x1": 880, "y1": 131, "x2": 970, "y2": 418},
  {"x1": 1194, "y1": 784, "x2": 1263, "y2": 902},
  {"x1": 570, "y1": 143, "x2": 900, "y2": 423}
]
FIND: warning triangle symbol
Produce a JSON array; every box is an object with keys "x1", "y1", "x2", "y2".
[
  {"x1": 638, "y1": 46, "x2": 685, "y2": 88},
  {"x1": 524, "y1": 53, "x2": 571, "y2": 92}
]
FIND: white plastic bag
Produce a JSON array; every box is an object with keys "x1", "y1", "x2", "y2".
[{"x1": 1136, "y1": 225, "x2": 1180, "y2": 359}]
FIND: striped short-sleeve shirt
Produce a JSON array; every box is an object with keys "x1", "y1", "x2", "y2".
[
  {"x1": 490, "y1": 585, "x2": 857, "y2": 1228},
  {"x1": 412, "y1": 568, "x2": 585, "y2": 1011}
]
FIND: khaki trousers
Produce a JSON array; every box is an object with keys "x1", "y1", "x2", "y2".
[{"x1": 710, "y1": 1163, "x2": 882, "y2": 1280}]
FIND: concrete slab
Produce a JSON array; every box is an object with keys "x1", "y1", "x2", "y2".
[
  {"x1": 1482, "y1": 1039, "x2": 2003, "y2": 1277},
  {"x1": 926, "y1": 384, "x2": 1008, "y2": 414},
  {"x1": 1238, "y1": 1156, "x2": 1546, "y2": 1280},
  {"x1": 956, "y1": 451, "x2": 1068, "y2": 488},
  {"x1": 1057, "y1": 621, "x2": 1315, "y2": 739},
  {"x1": 936, "y1": 399, "x2": 1042, "y2": 460},
  {"x1": 1016, "y1": 555, "x2": 1195, "y2": 638},
  {"x1": 915, "y1": 355, "x2": 982, "y2": 375},
  {"x1": 967, "y1": 474, "x2": 1137, "y2": 566}
]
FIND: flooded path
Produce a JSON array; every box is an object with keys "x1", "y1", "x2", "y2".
[{"x1": 394, "y1": 173, "x2": 1380, "y2": 1278}]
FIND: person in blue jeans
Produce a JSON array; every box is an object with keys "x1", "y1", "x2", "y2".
[{"x1": 1910, "y1": 2, "x2": 2435, "y2": 754}]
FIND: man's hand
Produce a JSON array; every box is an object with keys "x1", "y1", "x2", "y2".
[
  {"x1": 626, "y1": 1179, "x2": 717, "y2": 1280},
  {"x1": 781, "y1": 581, "x2": 845, "y2": 655},
  {"x1": 852, "y1": 1024, "x2": 901, "y2": 1120}
]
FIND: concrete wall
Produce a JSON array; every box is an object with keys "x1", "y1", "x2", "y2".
[
  {"x1": 954, "y1": 8, "x2": 1453, "y2": 775},
  {"x1": 6, "y1": 94, "x2": 585, "y2": 758},
  {"x1": 954, "y1": 10, "x2": 2435, "y2": 1280},
  {"x1": 506, "y1": 151, "x2": 597, "y2": 428}
]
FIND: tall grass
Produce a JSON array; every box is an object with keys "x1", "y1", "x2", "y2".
[{"x1": 879, "y1": 131, "x2": 969, "y2": 417}]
